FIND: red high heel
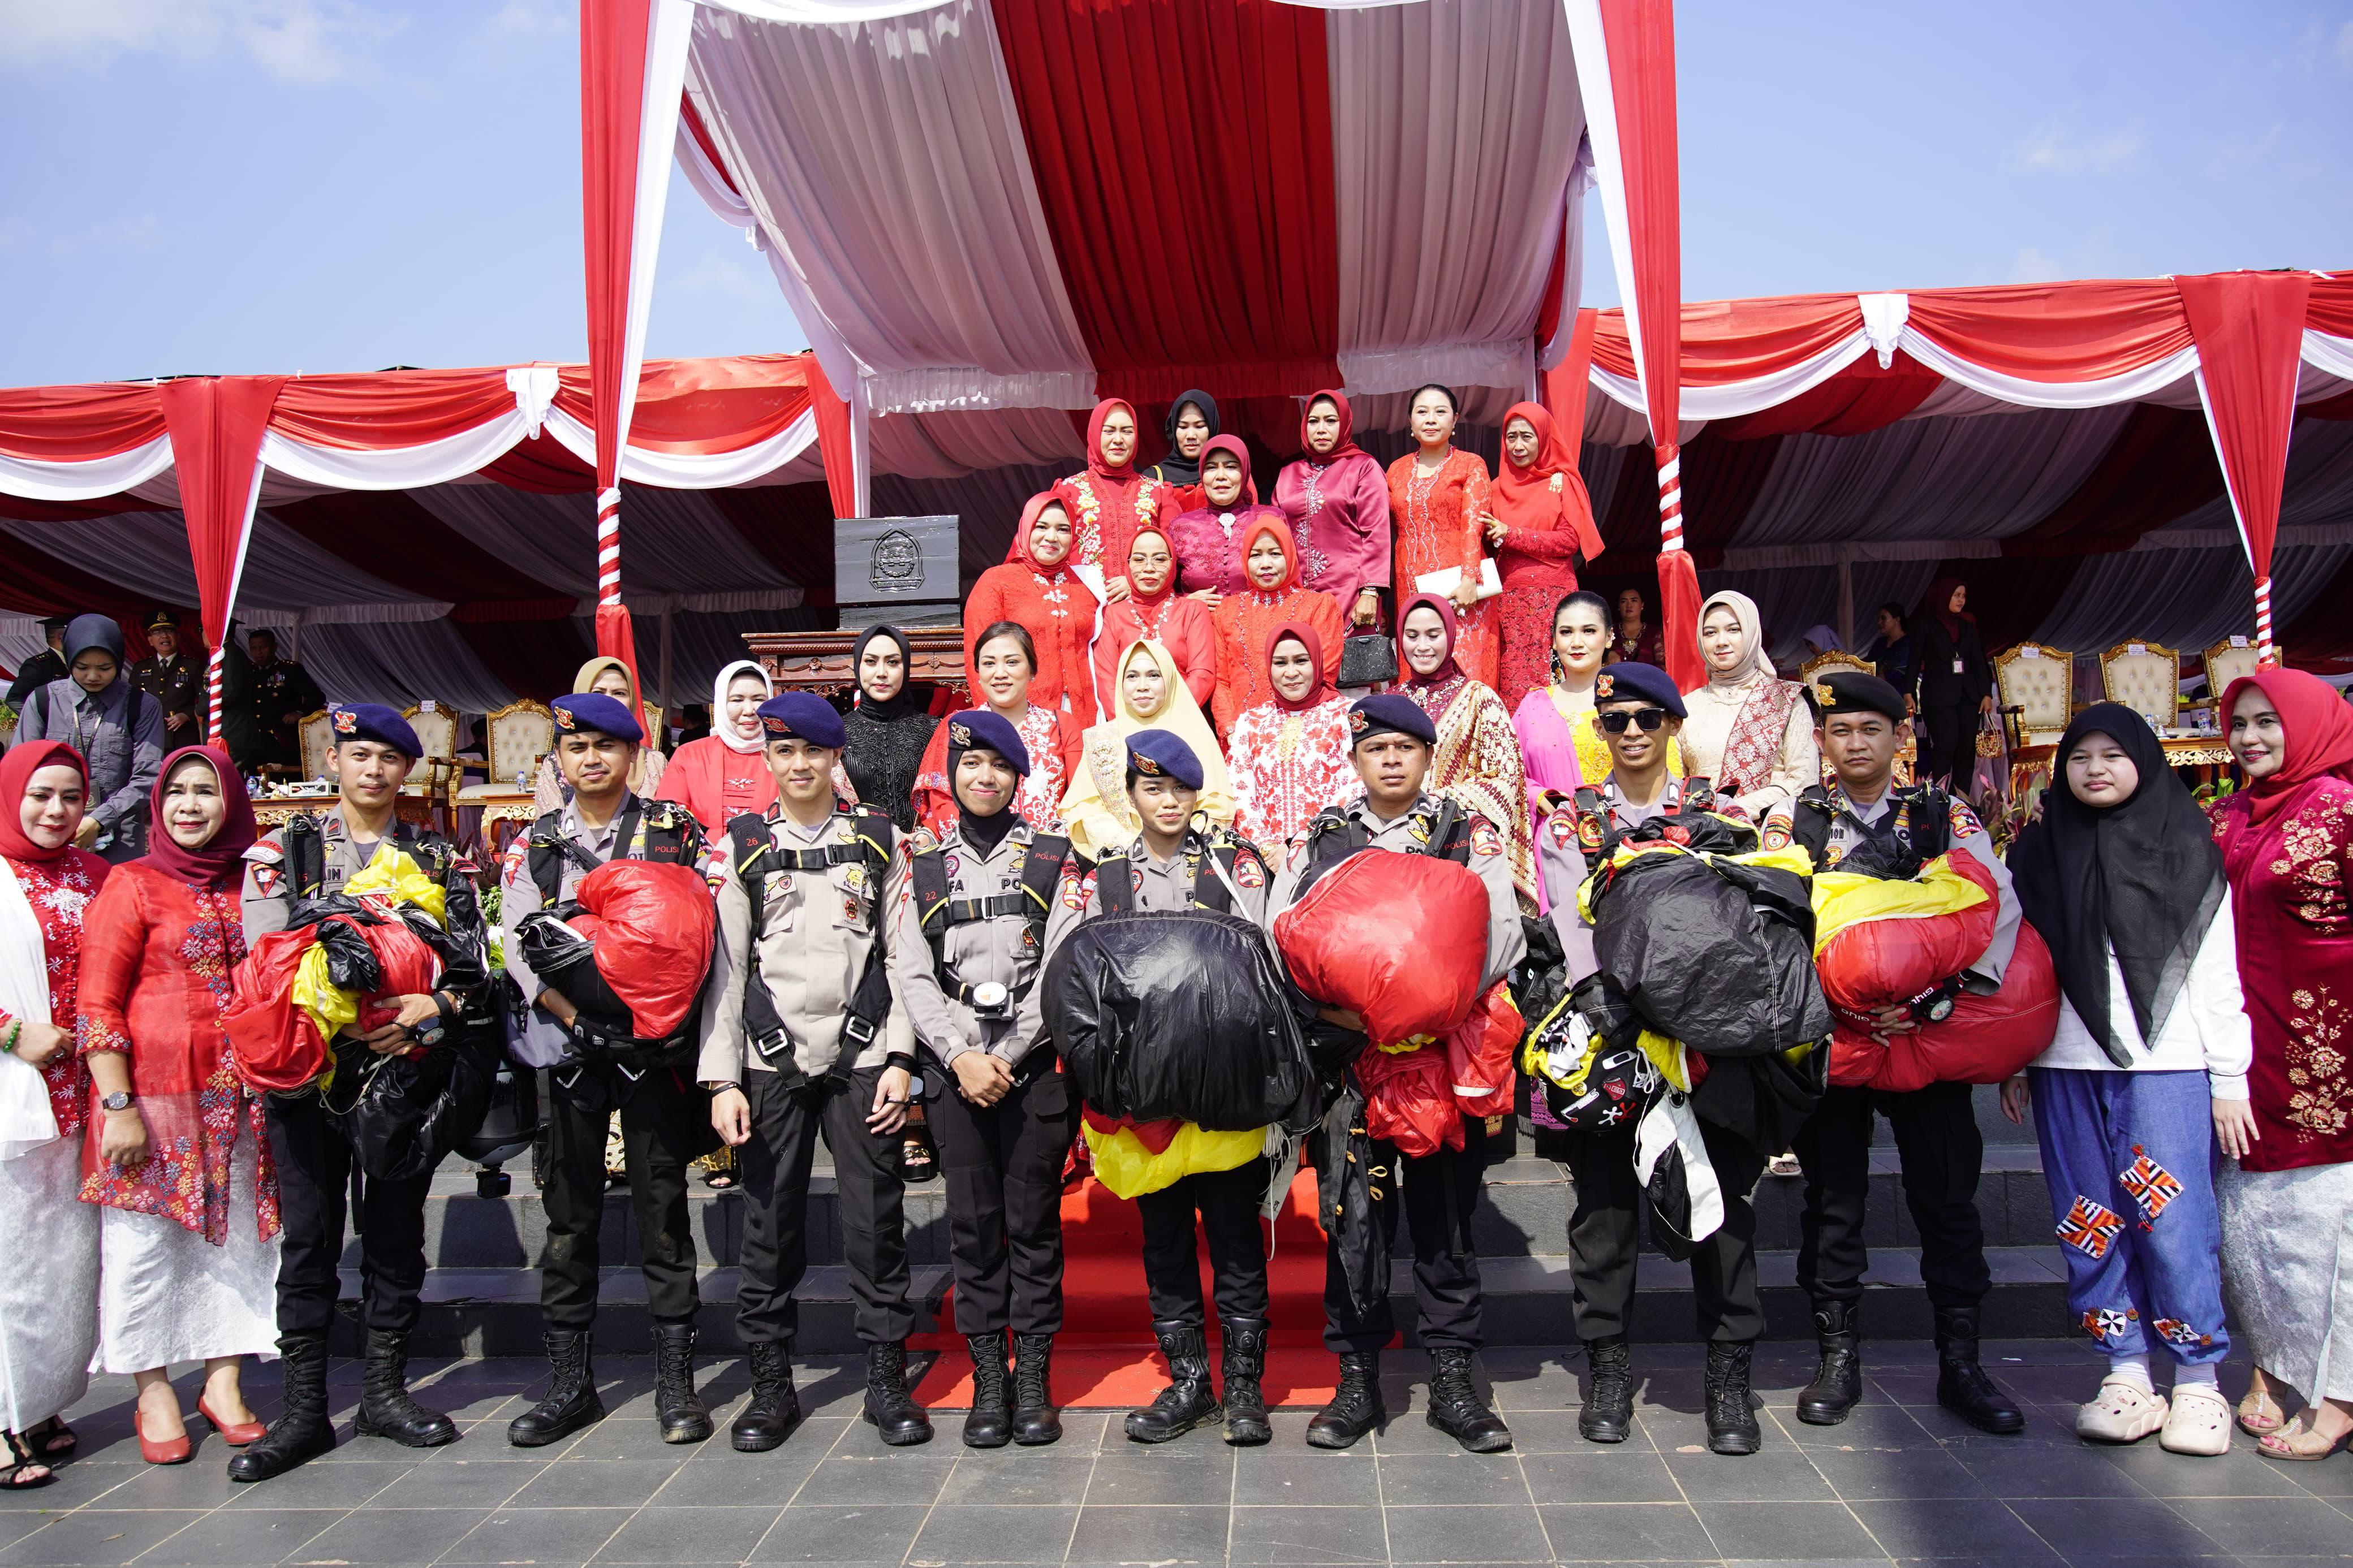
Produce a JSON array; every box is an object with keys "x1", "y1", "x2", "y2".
[
  {"x1": 132, "y1": 1410, "x2": 191, "y2": 1466},
  {"x1": 197, "y1": 1398, "x2": 266, "y2": 1447}
]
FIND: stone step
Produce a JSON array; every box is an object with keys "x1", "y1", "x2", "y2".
[
  {"x1": 403, "y1": 1147, "x2": 2058, "y2": 1272},
  {"x1": 338, "y1": 1244, "x2": 2072, "y2": 1358}
]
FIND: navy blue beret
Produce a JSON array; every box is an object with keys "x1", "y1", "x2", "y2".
[
  {"x1": 328, "y1": 703, "x2": 423, "y2": 758},
  {"x1": 1347, "y1": 693, "x2": 1438, "y2": 749},
  {"x1": 1125, "y1": 728, "x2": 1203, "y2": 790},
  {"x1": 1591, "y1": 661, "x2": 1686, "y2": 719},
  {"x1": 551, "y1": 692, "x2": 644, "y2": 744},
  {"x1": 756, "y1": 692, "x2": 846, "y2": 750},
  {"x1": 1805, "y1": 669, "x2": 1907, "y2": 723},
  {"x1": 945, "y1": 709, "x2": 1030, "y2": 776}
]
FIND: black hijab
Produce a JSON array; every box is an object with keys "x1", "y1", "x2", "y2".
[
  {"x1": 1154, "y1": 391, "x2": 1220, "y2": 486},
  {"x1": 850, "y1": 624, "x2": 925, "y2": 722},
  {"x1": 2008, "y1": 703, "x2": 2224, "y2": 1066},
  {"x1": 945, "y1": 728, "x2": 1020, "y2": 855}
]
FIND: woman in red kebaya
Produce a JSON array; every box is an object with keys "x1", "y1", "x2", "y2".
[
  {"x1": 1168, "y1": 435, "x2": 1287, "y2": 604},
  {"x1": 1484, "y1": 402, "x2": 1603, "y2": 712},
  {"x1": 1387, "y1": 384, "x2": 1497, "y2": 690},
  {"x1": 1226, "y1": 624, "x2": 1357, "y2": 854},
  {"x1": 1050, "y1": 398, "x2": 1179, "y2": 600},
  {"x1": 1210, "y1": 517, "x2": 1343, "y2": 735},
  {"x1": 966, "y1": 494, "x2": 1097, "y2": 725},
  {"x1": 657, "y1": 660, "x2": 777, "y2": 837},
  {"x1": 1094, "y1": 526, "x2": 1216, "y2": 713},
  {"x1": 912, "y1": 623, "x2": 1073, "y2": 837}
]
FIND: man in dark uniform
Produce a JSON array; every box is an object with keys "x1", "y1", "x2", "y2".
[
  {"x1": 130, "y1": 611, "x2": 202, "y2": 745},
  {"x1": 499, "y1": 692, "x2": 716, "y2": 1447},
  {"x1": 5, "y1": 616, "x2": 72, "y2": 706},
  {"x1": 700, "y1": 692, "x2": 928, "y2": 1451},
  {"x1": 1765, "y1": 669, "x2": 2025, "y2": 1435},
  {"x1": 232, "y1": 705, "x2": 490, "y2": 1481},
  {"x1": 245, "y1": 628, "x2": 323, "y2": 771},
  {"x1": 1040, "y1": 729, "x2": 1279, "y2": 1448},
  {"x1": 1270, "y1": 693, "x2": 1524, "y2": 1454},
  {"x1": 1535, "y1": 662, "x2": 1779, "y2": 1455}
]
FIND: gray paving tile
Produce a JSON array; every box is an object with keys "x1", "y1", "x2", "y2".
[
  {"x1": 133, "y1": 1509, "x2": 347, "y2": 1567},
  {"x1": 1068, "y1": 1503, "x2": 1230, "y2": 1565},
  {"x1": 1697, "y1": 1501, "x2": 1883, "y2": 1561},
  {"x1": 1083, "y1": 1448, "x2": 1233, "y2": 1506},
  {"x1": 2177, "y1": 1494, "x2": 2353, "y2": 1556},
  {"x1": 218, "y1": 1457, "x2": 417, "y2": 1509},
  {"x1": 285, "y1": 1505, "x2": 493, "y2": 1564},
  {"x1": 2003, "y1": 1496, "x2": 2220, "y2": 1560},
  {"x1": 801, "y1": 1452, "x2": 958, "y2": 1507},
  {"x1": 2091, "y1": 1442, "x2": 2318, "y2": 1499},
  {"x1": 1537, "y1": 1500, "x2": 1718, "y2": 1561},
  {"x1": 1521, "y1": 1449, "x2": 1685, "y2": 1505},
  {"x1": 441, "y1": 1506, "x2": 636, "y2": 1563},
  {"x1": 936, "y1": 1453, "x2": 1097, "y2": 1507},
  {"x1": 0, "y1": 1510, "x2": 210, "y2": 1567},
  {"x1": 1229, "y1": 1503, "x2": 1389, "y2": 1565},
  {"x1": 1805, "y1": 1446, "x2": 1989, "y2": 1500},
  {"x1": 1376, "y1": 1449, "x2": 1529, "y2": 1506},
  {"x1": 0, "y1": 1463, "x2": 132, "y2": 1513},
  {"x1": 649, "y1": 1449, "x2": 831, "y2": 1508},
  {"x1": 1666, "y1": 1450, "x2": 1838, "y2": 1502},
  {"x1": 511, "y1": 1457, "x2": 689, "y2": 1508},
  {"x1": 756, "y1": 1504, "x2": 932, "y2": 1564},
  {"x1": 1847, "y1": 1498, "x2": 2054, "y2": 1558},
  {"x1": 592, "y1": 1505, "x2": 787, "y2": 1563},
  {"x1": 1231, "y1": 1446, "x2": 1378, "y2": 1507},
  {"x1": 908, "y1": 1502, "x2": 1080, "y2": 1563},
  {"x1": 1384, "y1": 1502, "x2": 1553, "y2": 1563},
  {"x1": 369, "y1": 1458, "x2": 545, "y2": 1507},
  {"x1": 66, "y1": 1461, "x2": 242, "y2": 1512},
  {"x1": 1780, "y1": 1406, "x2": 1934, "y2": 1450},
  {"x1": 1956, "y1": 1443, "x2": 2161, "y2": 1498}
]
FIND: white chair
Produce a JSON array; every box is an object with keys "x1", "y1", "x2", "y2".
[
  {"x1": 2201, "y1": 638, "x2": 2265, "y2": 719},
  {"x1": 480, "y1": 699, "x2": 554, "y2": 792},
  {"x1": 296, "y1": 710, "x2": 335, "y2": 780},
  {"x1": 1992, "y1": 643, "x2": 2074, "y2": 750},
  {"x1": 2100, "y1": 640, "x2": 2182, "y2": 731}
]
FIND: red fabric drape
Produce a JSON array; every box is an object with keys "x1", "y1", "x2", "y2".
[
  {"x1": 549, "y1": 353, "x2": 812, "y2": 453},
  {"x1": 1903, "y1": 279, "x2": 2191, "y2": 383},
  {"x1": 989, "y1": 0, "x2": 1341, "y2": 402},
  {"x1": 1589, "y1": 291, "x2": 1859, "y2": 387},
  {"x1": 803, "y1": 351, "x2": 857, "y2": 522},
  {"x1": 579, "y1": 0, "x2": 652, "y2": 682},
  {"x1": 268, "y1": 369, "x2": 519, "y2": 451},
  {"x1": 2175, "y1": 270, "x2": 2316, "y2": 655},
  {"x1": 1541, "y1": 308, "x2": 1600, "y2": 466},
  {"x1": 0, "y1": 382, "x2": 166, "y2": 461},
  {"x1": 1709, "y1": 352, "x2": 1941, "y2": 440},
  {"x1": 157, "y1": 377, "x2": 285, "y2": 736}
]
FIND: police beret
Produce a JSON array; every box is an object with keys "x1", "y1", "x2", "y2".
[
  {"x1": 551, "y1": 692, "x2": 644, "y2": 744},
  {"x1": 143, "y1": 610, "x2": 179, "y2": 632},
  {"x1": 1347, "y1": 693, "x2": 1437, "y2": 749},
  {"x1": 328, "y1": 703, "x2": 422, "y2": 758},
  {"x1": 1125, "y1": 728, "x2": 1203, "y2": 790},
  {"x1": 1805, "y1": 669, "x2": 1907, "y2": 723},
  {"x1": 1591, "y1": 661, "x2": 1686, "y2": 719},
  {"x1": 755, "y1": 692, "x2": 845, "y2": 749},
  {"x1": 945, "y1": 709, "x2": 1030, "y2": 776}
]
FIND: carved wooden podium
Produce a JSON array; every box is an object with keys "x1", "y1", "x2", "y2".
[{"x1": 742, "y1": 626, "x2": 969, "y2": 699}]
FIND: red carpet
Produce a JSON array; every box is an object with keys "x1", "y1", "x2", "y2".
[{"x1": 911, "y1": 1167, "x2": 1363, "y2": 1410}]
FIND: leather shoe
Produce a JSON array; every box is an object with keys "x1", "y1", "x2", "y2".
[
  {"x1": 197, "y1": 1397, "x2": 268, "y2": 1448},
  {"x1": 133, "y1": 1410, "x2": 191, "y2": 1466}
]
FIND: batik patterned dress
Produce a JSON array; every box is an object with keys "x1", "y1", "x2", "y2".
[
  {"x1": 1387, "y1": 449, "x2": 1497, "y2": 690},
  {"x1": 1227, "y1": 695, "x2": 1358, "y2": 854}
]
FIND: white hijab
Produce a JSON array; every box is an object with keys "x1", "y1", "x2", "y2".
[
  {"x1": 712, "y1": 659, "x2": 774, "y2": 755},
  {"x1": 1697, "y1": 589, "x2": 1777, "y2": 692}
]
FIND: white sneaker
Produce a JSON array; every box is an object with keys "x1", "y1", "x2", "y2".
[
  {"x1": 2076, "y1": 1376, "x2": 2169, "y2": 1443},
  {"x1": 2158, "y1": 1383, "x2": 2233, "y2": 1456}
]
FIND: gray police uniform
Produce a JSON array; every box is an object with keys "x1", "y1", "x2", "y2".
[
  {"x1": 1268, "y1": 792, "x2": 1523, "y2": 1357},
  {"x1": 883, "y1": 819, "x2": 1076, "y2": 1337},
  {"x1": 1039, "y1": 827, "x2": 1277, "y2": 1330},
  {"x1": 240, "y1": 806, "x2": 486, "y2": 1340},
  {"x1": 499, "y1": 793, "x2": 709, "y2": 1333},
  {"x1": 699, "y1": 805, "x2": 917, "y2": 1347},
  {"x1": 1536, "y1": 776, "x2": 1769, "y2": 1345},
  {"x1": 1769, "y1": 783, "x2": 2019, "y2": 1317}
]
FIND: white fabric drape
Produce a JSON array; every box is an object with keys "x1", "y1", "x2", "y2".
[
  {"x1": 541, "y1": 406, "x2": 818, "y2": 487},
  {"x1": 2303, "y1": 331, "x2": 2353, "y2": 383},
  {"x1": 0, "y1": 436, "x2": 174, "y2": 504},
  {"x1": 1, "y1": 511, "x2": 428, "y2": 615},
  {"x1": 683, "y1": 0, "x2": 1096, "y2": 413},
  {"x1": 1328, "y1": 0, "x2": 1583, "y2": 396}
]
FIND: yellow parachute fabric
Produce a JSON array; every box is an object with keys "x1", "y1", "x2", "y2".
[
  {"x1": 1084, "y1": 1121, "x2": 1266, "y2": 1200},
  {"x1": 288, "y1": 844, "x2": 446, "y2": 1047},
  {"x1": 1808, "y1": 853, "x2": 1988, "y2": 957}
]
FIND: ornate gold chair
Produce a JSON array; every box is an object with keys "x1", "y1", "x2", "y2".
[
  {"x1": 296, "y1": 710, "x2": 335, "y2": 780},
  {"x1": 400, "y1": 702, "x2": 462, "y2": 829},
  {"x1": 2196, "y1": 638, "x2": 2265, "y2": 725},
  {"x1": 2099, "y1": 640, "x2": 2182, "y2": 732},
  {"x1": 1992, "y1": 643, "x2": 2074, "y2": 750}
]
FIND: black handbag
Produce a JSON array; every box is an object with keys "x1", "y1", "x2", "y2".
[{"x1": 1337, "y1": 629, "x2": 1397, "y2": 688}]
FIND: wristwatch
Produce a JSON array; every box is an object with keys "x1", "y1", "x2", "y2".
[{"x1": 101, "y1": 1090, "x2": 136, "y2": 1113}]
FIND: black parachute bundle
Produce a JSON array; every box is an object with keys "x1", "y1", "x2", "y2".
[{"x1": 1042, "y1": 909, "x2": 1316, "y2": 1133}]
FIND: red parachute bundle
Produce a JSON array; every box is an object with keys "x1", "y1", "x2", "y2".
[
  {"x1": 1444, "y1": 982, "x2": 1523, "y2": 1119},
  {"x1": 225, "y1": 914, "x2": 441, "y2": 1094},
  {"x1": 1273, "y1": 849, "x2": 1489, "y2": 1048},
  {"x1": 563, "y1": 859, "x2": 718, "y2": 1039},
  {"x1": 1354, "y1": 1044, "x2": 1460, "y2": 1157}
]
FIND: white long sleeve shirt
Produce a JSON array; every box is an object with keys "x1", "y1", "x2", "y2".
[{"x1": 2031, "y1": 891, "x2": 2252, "y2": 1100}]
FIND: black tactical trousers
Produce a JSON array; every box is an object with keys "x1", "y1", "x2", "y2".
[
  {"x1": 1792, "y1": 1080, "x2": 1990, "y2": 1313},
  {"x1": 734, "y1": 1065, "x2": 916, "y2": 1346}
]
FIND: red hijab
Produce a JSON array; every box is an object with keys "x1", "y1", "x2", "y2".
[
  {"x1": 0, "y1": 742, "x2": 88, "y2": 865},
  {"x1": 2222, "y1": 668, "x2": 2353, "y2": 827},
  {"x1": 1084, "y1": 398, "x2": 1140, "y2": 483},
  {"x1": 1918, "y1": 576, "x2": 1973, "y2": 639},
  {"x1": 1196, "y1": 433, "x2": 1259, "y2": 506},
  {"x1": 140, "y1": 746, "x2": 257, "y2": 890},
  {"x1": 1007, "y1": 491, "x2": 1078, "y2": 572},
  {"x1": 1492, "y1": 401, "x2": 1604, "y2": 558},
  {"x1": 1265, "y1": 621, "x2": 1331, "y2": 712},
  {"x1": 1237, "y1": 516, "x2": 1302, "y2": 595},
  {"x1": 1396, "y1": 591, "x2": 1463, "y2": 691},
  {"x1": 1299, "y1": 389, "x2": 1365, "y2": 464},
  {"x1": 1124, "y1": 525, "x2": 1178, "y2": 611}
]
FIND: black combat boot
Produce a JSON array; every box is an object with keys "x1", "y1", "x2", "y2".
[
  {"x1": 227, "y1": 1332, "x2": 336, "y2": 1481},
  {"x1": 731, "y1": 1341, "x2": 801, "y2": 1452},
  {"x1": 1579, "y1": 1337, "x2": 1635, "y2": 1444},
  {"x1": 1934, "y1": 1305, "x2": 2025, "y2": 1434},
  {"x1": 1220, "y1": 1317, "x2": 1272, "y2": 1446},
  {"x1": 1304, "y1": 1350, "x2": 1385, "y2": 1450},
  {"x1": 1011, "y1": 1333, "x2": 1062, "y2": 1446},
  {"x1": 861, "y1": 1341, "x2": 932, "y2": 1446},
  {"x1": 1704, "y1": 1341, "x2": 1761, "y2": 1456},
  {"x1": 652, "y1": 1322, "x2": 713, "y2": 1444},
  {"x1": 507, "y1": 1329, "x2": 604, "y2": 1447},
  {"x1": 963, "y1": 1331, "x2": 1013, "y2": 1449},
  {"x1": 1125, "y1": 1321, "x2": 1220, "y2": 1444},
  {"x1": 1796, "y1": 1300, "x2": 1863, "y2": 1426},
  {"x1": 353, "y1": 1330, "x2": 456, "y2": 1448},
  {"x1": 1426, "y1": 1347, "x2": 1513, "y2": 1453}
]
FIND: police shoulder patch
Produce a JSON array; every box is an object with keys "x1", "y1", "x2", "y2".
[
  {"x1": 1469, "y1": 820, "x2": 1502, "y2": 858},
  {"x1": 251, "y1": 863, "x2": 283, "y2": 899},
  {"x1": 1949, "y1": 800, "x2": 1985, "y2": 840},
  {"x1": 1232, "y1": 853, "x2": 1266, "y2": 889},
  {"x1": 1547, "y1": 811, "x2": 1577, "y2": 849},
  {"x1": 1059, "y1": 868, "x2": 1094, "y2": 910},
  {"x1": 1761, "y1": 813, "x2": 1793, "y2": 852}
]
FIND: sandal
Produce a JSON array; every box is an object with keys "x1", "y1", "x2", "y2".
[
  {"x1": 2238, "y1": 1387, "x2": 2287, "y2": 1437},
  {"x1": 2259, "y1": 1412, "x2": 2353, "y2": 1463},
  {"x1": 899, "y1": 1128, "x2": 938, "y2": 1185},
  {"x1": 25, "y1": 1416, "x2": 76, "y2": 1459},
  {"x1": 701, "y1": 1167, "x2": 738, "y2": 1191},
  {"x1": 0, "y1": 1432, "x2": 54, "y2": 1490}
]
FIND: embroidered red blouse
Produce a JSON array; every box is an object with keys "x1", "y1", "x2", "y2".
[
  {"x1": 75, "y1": 862, "x2": 280, "y2": 1243},
  {"x1": 0, "y1": 850, "x2": 109, "y2": 1139}
]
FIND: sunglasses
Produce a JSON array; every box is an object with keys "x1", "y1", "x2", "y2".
[{"x1": 1598, "y1": 707, "x2": 1670, "y2": 734}]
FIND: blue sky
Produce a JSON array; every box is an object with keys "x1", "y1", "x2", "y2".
[{"x1": 3, "y1": 0, "x2": 2349, "y2": 387}]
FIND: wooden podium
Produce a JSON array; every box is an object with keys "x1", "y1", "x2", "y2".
[{"x1": 743, "y1": 626, "x2": 969, "y2": 699}]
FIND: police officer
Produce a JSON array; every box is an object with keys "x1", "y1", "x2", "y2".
[
  {"x1": 700, "y1": 692, "x2": 929, "y2": 1451},
  {"x1": 244, "y1": 628, "x2": 323, "y2": 771},
  {"x1": 1768, "y1": 669, "x2": 2025, "y2": 1435},
  {"x1": 500, "y1": 692, "x2": 716, "y2": 1447},
  {"x1": 130, "y1": 611, "x2": 201, "y2": 744},
  {"x1": 232, "y1": 704, "x2": 488, "y2": 1481},
  {"x1": 5, "y1": 616, "x2": 72, "y2": 706},
  {"x1": 884, "y1": 710, "x2": 1080, "y2": 1448},
  {"x1": 1533, "y1": 662, "x2": 1776, "y2": 1455},
  {"x1": 1040, "y1": 729, "x2": 1278, "y2": 1447},
  {"x1": 1270, "y1": 693, "x2": 1523, "y2": 1454}
]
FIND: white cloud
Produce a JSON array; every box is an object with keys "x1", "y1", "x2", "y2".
[
  {"x1": 0, "y1": 0, "x2": 404, "y2": 85},
  {"x1": 2010, "y1": 247, "x2": 2065, "y2": 284},
  {"x1": 2014, "y1": 122, "x2": 2146, "y2": 175}
]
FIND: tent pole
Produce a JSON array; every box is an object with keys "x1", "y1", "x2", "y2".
[{"x1": 1837, "y1": 558, "x2": 1854, "y2": 654}]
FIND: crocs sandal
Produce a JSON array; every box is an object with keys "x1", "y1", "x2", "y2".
[
  {"x1": 2076, "y1": 1376, "x2": 2168, "y2": 1444},
  {"x1": 2159, "y1": 1384, "x2": 2232, "y2": 1457}
]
